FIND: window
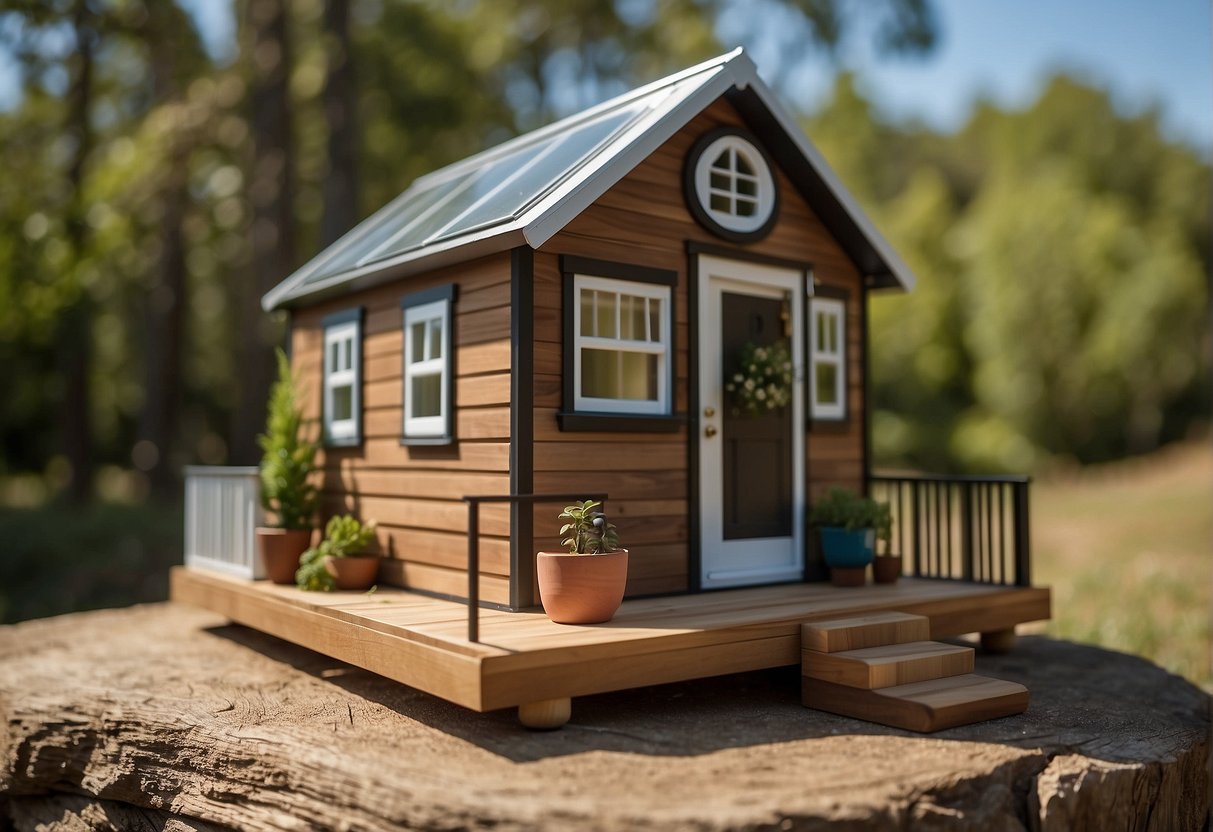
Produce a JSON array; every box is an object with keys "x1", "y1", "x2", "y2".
[
  {"x1": 809, "y1": 297, "x2": 846, "y2": 420},
  {"x1": 401, "y1": 285, "x2": 454, "y2": 443},
  {"x1": 687, "y1": 129, "x2": 777, "y2": 240},
  {"x1": 322, "y1": 309, "x2": 363, "y2": 446},
  {"x1": 572, "y1": 274, "x2": 672, "y2": 416}
]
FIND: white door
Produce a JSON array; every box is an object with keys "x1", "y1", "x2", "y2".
[{"x1": 698, "y1": 255, "x2": 806, "y2": 589}]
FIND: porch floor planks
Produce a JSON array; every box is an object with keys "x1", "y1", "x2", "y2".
[{"x1": 171, "y1": 567, "x2": 1050, "y2": 711}]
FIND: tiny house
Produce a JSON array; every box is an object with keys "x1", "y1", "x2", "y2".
[
  {"x1": 264, "y1": 48, "x2": 917, "y2": 608},
  {"x1": 176, "y1": 50, "x2": 1048, "y2": 729}
]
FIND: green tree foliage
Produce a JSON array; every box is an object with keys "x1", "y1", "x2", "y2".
[
  {"x1": 257, "y1": 349, "x2": 317, "y2": 530},
  {"x1": 809, "y1": 75, "x2": 1211, "y2": 471}
]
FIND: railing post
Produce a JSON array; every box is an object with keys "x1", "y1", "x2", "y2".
[
  {"x1": 467, "y1": 499, "x2": 480, "y2": 642},
  {"x1": 960, "y1": 484, "x2": 973, "y2": 582},
  {"x1": 1013, "y1": 480, "x2": 1031, "y2": 587},
  {"x1": 911, "y1": 481, "x2": 922, "y2": 578}
]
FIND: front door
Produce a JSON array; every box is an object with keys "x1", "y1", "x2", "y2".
[{"x1": 698, "y1": 255, "x2": 805, "y2": 589}]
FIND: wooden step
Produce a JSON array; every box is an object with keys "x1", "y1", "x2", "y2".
[
  {"x1": 802, "y1": 641, "x2": 975, "y2": 689},
  {"x1": 802, "y1": 674, "x2": 1029, "y2": 733},
  {"x1": 800, "y1": 612, "x2": 930, "y2": 653}
]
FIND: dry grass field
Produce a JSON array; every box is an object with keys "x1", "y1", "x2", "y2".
[{"x1": 1030, "y1": 441, "x2": 1211, "y2": 688}]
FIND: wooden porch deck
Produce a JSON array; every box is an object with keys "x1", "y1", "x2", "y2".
[{"x1": 170, "y1": 566, "x2": 1050, "y2": 715}]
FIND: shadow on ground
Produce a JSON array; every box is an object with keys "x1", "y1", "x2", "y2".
[{"x1": 207, "y1": 623, "x2": 1210, "y2": 766}]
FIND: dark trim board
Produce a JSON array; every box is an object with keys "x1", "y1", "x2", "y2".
[
  {"x1": 400, "y1": 283, "x2": 458, "y2": 446},
  {"x1": 558, "y1": 255, "x2": 679, "y2": 433},
  {"x1": 682, "y1": 126, "x2": 781, "y2": 244},
  {"x1": 806, "y1": 283, "x2": 850, "y2": 431},
  {"x1": 509, "y1": 246, "x2": 536, "y2": 610},
  {"x1": 556, "y1": 412, "x2": 684, "y2": 433},
  {"x1": 560, "y1": 255, "x2": 677, "y2": 286},
  {"x1": 399, "y1": 283, "x2": 457, "y2": 309},
  {"x1": 860, "y1": 283, "x2": 871, "y2": 494},
  {"x1": 321, "y1": 305, "x2": 365, "y2": 448},
  {"x1": 686, "y1": 250, "x2": 702, "y2": 592},
  {"x1": 686, "y1": 240, "x2": 813, "y2": 274}
]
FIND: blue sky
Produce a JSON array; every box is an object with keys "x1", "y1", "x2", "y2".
[{"x1": 6, "y1": 1, "x2": 1211, "y2": 151}]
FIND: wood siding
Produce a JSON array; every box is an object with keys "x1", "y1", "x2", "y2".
[
  {"x1": 532, "y1": 95, "x2": 867, "y2": 600},
  {"x1": 290, "y1": 252, "x2": 514, "y2": 605}
]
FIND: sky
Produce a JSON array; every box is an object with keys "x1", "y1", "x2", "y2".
[{"x1": 5, "y1": 1, "x2": 1211, "y2": 151}]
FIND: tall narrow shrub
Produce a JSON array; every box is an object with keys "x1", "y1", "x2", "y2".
[{"x1": 258, "y1": 349, "x2": 317, "y2": 530}]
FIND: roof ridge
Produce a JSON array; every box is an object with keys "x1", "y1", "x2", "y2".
[{"x1": 410, "y1": 49, "x2": 749, "y2": 189}]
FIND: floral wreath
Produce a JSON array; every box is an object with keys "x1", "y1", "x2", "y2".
[{"x1": 725, "y1": 340, "x2": 793, "y2": 416}]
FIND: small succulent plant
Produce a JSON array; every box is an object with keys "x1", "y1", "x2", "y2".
[
  {"x1": 296, "y1": 514, "x2": 377, "y2": 591},
  {"x1": 559, "y1": 500, "x2": 621, "y2": 555}
]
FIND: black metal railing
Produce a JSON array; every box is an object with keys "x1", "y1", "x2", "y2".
[
  {"x1": 867, "y1": 474, "x2": 1031, "y2": 587},
  {"x1": 462, "y1": 492, "x2": 606, "y2": 642}
]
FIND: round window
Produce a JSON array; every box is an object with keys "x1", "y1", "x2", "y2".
[{"x1": 685, "y1": 129, "x2": 778, "y2": 240}]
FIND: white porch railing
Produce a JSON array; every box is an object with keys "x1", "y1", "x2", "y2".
[{"x1": 184, "y1": 466, "x2": 264, "y2": 579}]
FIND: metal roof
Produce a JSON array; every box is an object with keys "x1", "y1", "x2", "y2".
[{"x1": 264, "y1": 49, "x2": 914, "y2": 311}]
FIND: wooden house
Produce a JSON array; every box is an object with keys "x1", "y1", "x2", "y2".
[{"x1": 175, "y1": 50, "x2": 1049, "y2": 730}]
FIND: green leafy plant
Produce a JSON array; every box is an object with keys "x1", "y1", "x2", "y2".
[
  {"x1": 257, "y1": 349, "x2": 317, "y2": 531},
  {"x1": 810, "y1": 486, "x2": 891, "y2": 546},
  {"x1": 725, "y1": 340, "x2": 794, "y2": 416},
  {"x1": 296, "y1": 514, "x2": 378, "y2": 591},
  {"x1": 559, "y1": 500, "x2": 621, "y2": 555}
]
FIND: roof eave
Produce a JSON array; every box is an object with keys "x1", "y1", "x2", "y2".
[{"x1": 264, "y1": 227, "x2": 529, "y2": 311}]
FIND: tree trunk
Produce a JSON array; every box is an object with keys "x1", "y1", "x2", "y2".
[
  {"x1": 1, "y1": 605, "x2": 1208, "y2": 831},
  {"x1": 58, "y1": 0, "x2": 97, "y2": 503},
  {"x1": 320, "y1": 0, "x2": 358, "y2": 246},
  {"x1": 231, "y1": 0, "x2": 296, "y2": 464},
  {"x1": 137, "y1": 7, "x2": 189, "y2": 500}
]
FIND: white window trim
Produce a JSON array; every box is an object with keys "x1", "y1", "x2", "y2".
[
  {"x1": 323, "y1": 320, "x2": 360, "y2": 444},
  {"x1": 572, "y1": 274, "x2": 671, "y2": 416},
  {"x1": 402, "y1": 298, "x2": 451, "y2": 438},
  {"x1": 809, "y1": 297, "x2": 846, "y2": 420},
  {"x1": 693, "y1": 134, "x2": 776, "y2": 235}
]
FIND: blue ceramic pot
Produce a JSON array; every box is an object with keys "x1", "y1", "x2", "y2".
[{"x1": 819, "y1": 527, "x2": 876, "y2": 568}]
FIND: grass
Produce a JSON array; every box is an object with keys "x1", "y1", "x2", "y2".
[
  {"x1": 1031, "y1": 441, "x2": 1211, "y2": 688},
  {"x1": 0, "y1": 501, "x2": 183, "y2": 624}
]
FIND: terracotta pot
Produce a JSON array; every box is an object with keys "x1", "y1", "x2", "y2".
[
  {"x1": 324, "y1": 555, "x2": 380, "y2": 591},
  {"x1": 830, "y1": 565, "x2": 867, "y2": 588},
  {"x1": 537, "y1": 549, "x2": 629, "y2": 624},
  {"x1": 256, "y1": 527, "x2": 313, "y2": 584},
  {"x1": 873, "y1": 555, "x2": 901, "y2": 584}
]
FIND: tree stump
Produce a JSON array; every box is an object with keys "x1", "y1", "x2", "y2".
[{"x1": 1, "y1": 604, "x2": 1208, "y2": 831}]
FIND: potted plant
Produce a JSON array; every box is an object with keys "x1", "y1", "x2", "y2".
[
  {"x1": 809, "y1": 486, "x2": 889, "y2": 587},
  {"x1": 871, "y1": 503, "x2": 900, "y2": 584},
  {"x1": 537, "y1": 500, "x2": 628, "y2": 624},
  {"x1": 296, "y1": 514, "x2": 379, "y2": 591},
  {"x1": 256, "y1": 349, "x2": 318, "y2": 584}
]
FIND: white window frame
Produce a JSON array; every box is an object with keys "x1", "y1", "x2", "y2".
[
  {"x1": 323, "y1": 314, "x2": 361, "y2": 445},
  {"x1": 693, "y1": 133, "x2": 776, "y2": 236},
  {"x1": 402, "y1": 298, "x2": 452, "y2": 440},
  {"x1": 572, "y1": 274, "x2": 672, "y2": 416},
  {"x1": 809, "y1": 297, "x2": 846, "y2": 420}
]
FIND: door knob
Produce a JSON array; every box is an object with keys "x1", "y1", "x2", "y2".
[
  {"x1": 704, "y1": 425, "x2": 718, "y2": 438},
  {"x1": 704, "y1": 406, "x2": 716, "y2": 418}
]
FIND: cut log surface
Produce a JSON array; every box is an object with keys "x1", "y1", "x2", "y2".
[{"x1": 1, "y1": 603, "x2": 1209, "y2": 831}]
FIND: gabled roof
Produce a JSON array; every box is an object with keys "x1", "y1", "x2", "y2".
[{"x1": 264, "y1": 49, "x2": 914, "y2": 311}]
